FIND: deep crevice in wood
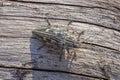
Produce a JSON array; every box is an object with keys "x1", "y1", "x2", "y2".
[
  {"x1": 0, "y1": 65, "x2": 107, "y2": 80},
  {"x1": 0, "y1": 14, "x2": 120, "y2": 33},
  {"x1": 82, "y1": 42, "x2": 120, "y2": 54}
]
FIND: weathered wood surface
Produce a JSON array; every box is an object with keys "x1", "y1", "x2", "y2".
[
  {"x1": 0, "y1": 0, "x2": 120, "y2": 80},
  {"x1": 0, "y1": 68, "x2": 97, "y2": 80}
]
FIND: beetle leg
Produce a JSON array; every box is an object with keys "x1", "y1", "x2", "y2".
[
  {"x1": 37, "y1": 43, "x2": 45, "y2": 50},
  {"x1": 66, "y1": 47, "x2": 71, "y2": 59},
  {"x1": 59, "y1": 39, "x2": 65, "y2": 61},
  {"x1": 46, "y1": 18, "x2": 51, "y2": 26},
  {"x1": 59, "y1": 47, "x2": 64, "y2": 61},
  {"x1": 45, "y1": 13, "x2": 51, "y2": 26},
  {"x1": 66, "y1": 47, "x2": 70, "y2": 54},
  {"x1": 59, "y1": 35, "x2": 66, "y2": 61},
  {"x1": 71, "y1": 48, "x2": 77, "y2": 61},
  {"x1": 77, "y1": 31, "x2": 84, "y2": 41},
  {"x1": 68, "y1": 21, "x2": 72, "y2": 26}
]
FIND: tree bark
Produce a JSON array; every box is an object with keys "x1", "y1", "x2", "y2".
[{"x1": 0, "y1": 0, "x2": 120, "y2": 80}]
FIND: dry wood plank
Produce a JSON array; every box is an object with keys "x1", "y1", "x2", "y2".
[
  {"x1": 6, "y1": 0, "x2": 120, "y2": 12},
  {"x1": 0, "y1": 68, "x2": 98, "y2": 80},
  {"x1": 0, "y1": 17, "x2": 120, "y2": 51},
  {"x1": 1, "y1": 0, "x2": 120, "y2": 32},
  {"x1": 0, "y1": 18, "x2": 120, "y2": 79},
  {"x1": 0, "y1": 0, "x2": 120, "y2": 80},
  {"x1": 0, "y1": 37, "x2": 120, "y2": 80}
]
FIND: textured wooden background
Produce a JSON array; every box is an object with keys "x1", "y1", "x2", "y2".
[{"x1": 0, "y1": 0, "x2": 120, "y2": 80}]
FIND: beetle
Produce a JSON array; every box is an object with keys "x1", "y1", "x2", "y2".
[{"x1": 32, "y1": 19, "x2": 84, "y2": 61}]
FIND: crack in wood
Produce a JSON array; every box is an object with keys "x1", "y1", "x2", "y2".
[
  {"x1": 82, "y1": 42, "x2": 120, "y2": 54},
  {"x1": 0, "y1": 14, "x2": 120, "y2": 33},
  {"x1": 0, "y1": 35, "x2": 119, "y2": 55},
  {"x1": 6, "y1": 0, "x2": 120, "y2": 13},
  {"x1": 0, "y1": 65, "x2": 107, "y2": 80}
]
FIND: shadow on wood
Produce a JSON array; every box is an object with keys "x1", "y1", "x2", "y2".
[{"x1": 29, "y1": 36, "x2": 77, "y2": 79}]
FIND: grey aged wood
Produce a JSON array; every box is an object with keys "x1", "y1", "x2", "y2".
[
  {"x1": 0, "y1": 0, "x2": 120, "y2": 80},
  {"x1": 0, "y1": 68, "x2": 97, "y2": 80}
]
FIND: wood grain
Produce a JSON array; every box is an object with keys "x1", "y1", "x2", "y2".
[
  {"x1": 0, "y1": 68, "x2": 98, "y2": 80},
  {"x1": 1, "y1": 0, "x2": 120, "y2": 32},
  {"x1": 0, "y1": 0, "x2": 120, "y2": 80}
]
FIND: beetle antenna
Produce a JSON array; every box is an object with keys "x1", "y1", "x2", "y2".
[
  {"x1": 68, "y1": 21, "x2": 72, "y2": 26},
  {"x1": 45, "y1": 13, "x2": 51, "y2": 26},
  {"x1": 46, "y1": 18, "x2": 51, "y2": 26},
  {"x1": 77, "y1": 31, "x2": 84, "y2": 41},
  {"x1": 66, "y1": 21, "x2": 73, "y2": 31}
]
